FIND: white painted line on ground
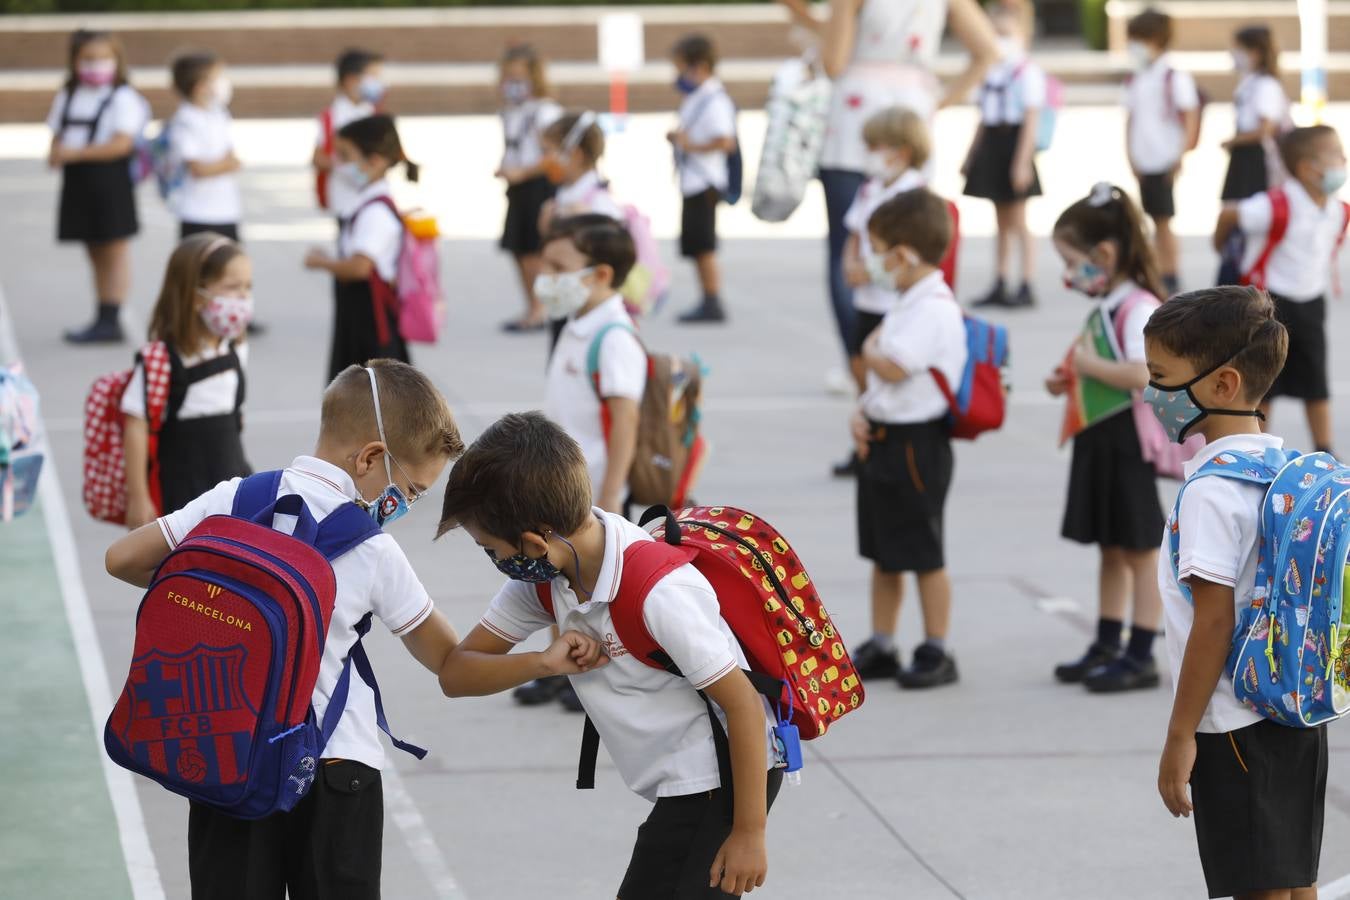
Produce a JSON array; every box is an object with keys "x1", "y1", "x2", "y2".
[
  {"x1": 1322, "y1": 873, "x2": 1350, "y2": 899},
  {"x1": 1035, "y1": 597, "x2": 1082, "y2": 616},
  {"x1": 0, "y1": 285, "x2": 165, "y2": 900},
  {"x1": 381, "y1": 763, "x2": 468, "y2": 900}
]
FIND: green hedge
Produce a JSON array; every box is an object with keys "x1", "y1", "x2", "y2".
[{"x1": 4, "y1": 0, "x2": 754, "y2": 10}]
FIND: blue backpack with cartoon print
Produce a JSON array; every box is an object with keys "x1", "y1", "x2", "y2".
[{"x1": 1167, "y1": 448, "x2": 1350, "y2": 727}]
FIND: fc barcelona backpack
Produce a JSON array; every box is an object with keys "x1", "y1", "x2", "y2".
[{"x1": 104, "y1": 471, "x2": 426, "y2": 819}]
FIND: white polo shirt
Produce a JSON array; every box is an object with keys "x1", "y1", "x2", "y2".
[
  {"x1": 545, "y1": 295, "x2": 647, "y2": 495},
  {"x1": 47, "y1": 84, "x2": 149, "y2": 150},
  {"x1": 1099, "y1": 280, "x2": 1157, "y2": 363},
  {"x1": 317, "y1": 94, "x2": 376, "y2": 217},
  {"x1": 554, "y1": 170, "x2": 624, "y2": 222},
  {"x1": 502, "y1": 97, "x2": 563, "y2": 172},
  {"x1": 861, "y1": 271, "x2": 967, "y2": 424},
  {"x1": 121, "y1": 340, "x2": 248, "y2": 420},
  {"x1": 157, "y1": 456, "x2": 436, "y2": 770},
  {"x1": 676, "y1": 77, "x2": 737, "y2": 197},
  {"x1": 1238, "y1": 179, "x2": 1349, "y2": 301},
  {"x1": 842, "y1": 169, "x2": 926, "y2": 315},
  {"x1": 480, "y1": 509, "x2": 774, "y2": 802},
  {"x1": 171, "y1": 102, "x2": 242, "y2": 225},
  {"x1": 339, "y1": 179, "x2": 403, "y2": 283},
  {"x1": 1158, "y1": 434, "x2": 1281, "y2": 734},
  {"x1": 1234, "y1": 73, "x2": 1288, "y2": 133},
  {"x1": 1125, "y1": 57, "x2": 1199, "y2": 175},
  {"x1": 977, "y1": 55, "x2": 1047, "y2": 126}
]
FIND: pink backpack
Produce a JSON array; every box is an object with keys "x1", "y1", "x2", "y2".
[
  {"x1": 583, "y1": 184, "x2": 670, "y2": 317},
  {"x1": 357, "y1": 196, "x2": 444, "y2": 344}
]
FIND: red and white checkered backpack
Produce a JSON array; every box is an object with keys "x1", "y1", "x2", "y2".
[{"x1": 84, "y1": 343, "x2": 172, "y2": 524}]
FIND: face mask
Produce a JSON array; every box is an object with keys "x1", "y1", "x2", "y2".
[
  {"x1": 997, "y1": 35, "x2": 1023, "y2": 59},
  {"x1": 212, "y1": 77, "x2": 234, "y2": 108},
  {"x1": 534, "y1": 267, "x2": 594, "y2": 319},
  {"x1": 358, "y1": 75, "x2": 385, "y2": 105},
  {"x1": 1143, "y1": 354, "x2": 1263, "y2": 443},
  {"x1": 1322, "y1": 166, "x2": 1347, "y2": 195},
  {"x1": 1231, "y1": 49, "x2": 1252, "y2": 73},
  {"x1": 501, "y1": 78, "x2": 531, "y2": 105},
  {"x1": 865, "y1": 251, "x2": 895, "y2": 289},
  {"x1": 336, "y1": 161, "x2": 370, "y2": 190},
  {"x1": 675, "y1": 74, "x2": 699, "y2": 95},
  {"x1": 77, "y1": 59, "x2": 117, "y2": 87},
  {"x1": 198, "y1": 292, "x2": 253, "y2": 340},
  {"x1": 488, "y1": 532, "x2": 585, "y2": 592},
  {"x1": 863, "y1": 150, "x2": 897, "y2": 181},
  {"x1": 355, "y1": 367, "x2": 423, "y2": 527},
  {"x1": 1126, "y1": 41, "x2": 1153, "y2": 70},
  {"x1": 1064, "y1": 260, "x2": 1110, "y2": 297}
]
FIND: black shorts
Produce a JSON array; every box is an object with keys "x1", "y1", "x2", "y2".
[
  {"x1": 848, "y1": 310, "x2": 885, "y2": 357},
  {"x1": 680, "y1": 188, "x2": 719, "y2": 258},
  {"x1": 1137, "y1": 172, "x2": 1176, "y2": 219},
  {"x1": 187, "y1": 759, "x2": 383, "y2": 900},
  {"x1": 500, "y1": 175, "x2": 555, "y2": 255},
  {"x1": 618, "y1": 769, "x2": 783, "y2": 900},
  {"x1": 857, "y1": 418, "x2": 953, "y2": 573},
  {"x1": 180, "y1": 221, "x2": 240, "y2": 242},
  {"x1": 1268, "y1": 294, "x2": 1329, "y2": 400},
  {"x1": 1191, "y1": 721, "x2": 1327, "y2": 898}
]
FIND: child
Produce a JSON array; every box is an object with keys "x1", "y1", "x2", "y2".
[
  {"x1": 304, "y1": 114, "x2": 419, "y2": 383},
  {"x1": 1046, "y1": 183, "x2": 1166, "y2": 693},
  {"x1": 121, "y1": 234, "x2": 254, "y2": 530},
  {"x1": 48, "y1": 29, "x2": 149, "y2": 345},
  {"x1": 833, "y1": 106, "x2": 930, "y2": 478},
  {"x1": 104, "y1": 359, "x2": 490, "y2": 899},
  {"x1": 963, "y1": 3, "x2": 1045, "y2": 309},
  {"x1": 668, "y1": 34, "x2": 737, "y2": 324},
  {"x1": 1221, "y1": 26, "x2": 1289, "y2": 202},
  {"x1": 847, "y1": 188, "x2": 966, "y2": 689},
  {"x1": 1146, "y1": 287, "x2": 1326, "y2": 900},
  {"x1": 436, "y1": 411, "x2": 779, "y2": 898},
  {"x1": 1214, "y1": 125, "x2": 1348, "y2": 454},
  {"x1": 169, "y1": 51, "x2": 243, "y2": 242},
  {"x1": 314, "y1": 48, "x2": 386, "y2": 217},
  {"x1": 497, "y1": 43, "x2": 563, "y2": 334},
  {"x1": 1123, "y1": 8, "x2": 1200, "y2": 297}
]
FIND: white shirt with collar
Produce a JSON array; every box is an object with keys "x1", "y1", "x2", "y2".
[
  {"x1": 977, "y1": 54, "x2": 1047, "y2": 126},
  {"x1": 554, "y1": 170, "x2": 624, "y2": 222},
  {"x1": 1125, "y1": 56, "x2": 1199, "y2": 175},
  {"x1": 171, "y1": 101, "x2": 243, "y2": 225},
  {"x1": 156, "y1": 456, "x2": 437, "y2": 770},
  {"x1": 842, "y1": 169, "x2": 926, "y2": 315},
  {"x1": 318, "y1": 94, "x2": 376, "y2": 217},
  {"x1": 121, "y1": 340, "x2": 248, "y2": 420},
  {"x1": 861, "y1": 271, "x2": 967, "y2": 424},
  {"x1": 480, "y1": 509, "x2": 774, "y2": 802},
  {"x1": 1234, "y1": 73, "x2": 1288, "y2": 133},
  {"x1": 676, "y1": 77, "x2": 737, "y2": 197},
  {"x1": 339, "y1": 179, "x2": 403, "y2": 283},
  {"x1": 1158, "y1": 434, "x2": 1283, "y2": 734},
  {"x1": 501, "y1": 97, "x2": 563, "y2": 172},
  {"x1": 47, "y1": 83, "x2": 149, "y2": 150},
  {"x1": 545, "y1": 295, "x2": 647, "y2": 496},
  {"x1": 1238, "y1": 178, "x2": 1349, "y2": 301},
  {"x1": 1098, "y1": 280, "x2": 1159, "y2": 364}
]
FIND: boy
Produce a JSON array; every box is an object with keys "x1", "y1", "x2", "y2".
[
  {"x1": 313, "y1": 48, "x2": 385, "y2": 217},
  {"x1": 847, "y1": 189, "x2": 967, "y2": 688},
  {"x1": 436, "y1": 411, "x2": 779, "y2": 899},
  {"x1": 1215, "y1": 125, "x2": 1348, "y2": 454},
  {"x1": 668, "y1": 34, "x2": 737, "y2": 324},
  {"x1": 169, "y1": 51, "x2": 242, "y2": 242},
  {"x1": 1124, "y1": 8, "x2": 1200, "y2": 296},
  {"x1": 1146, "y1": 287, "x2": 1326, "y2": 900}
]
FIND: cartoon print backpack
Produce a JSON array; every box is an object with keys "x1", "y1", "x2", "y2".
[
  {"x1": 580, "y1": 184, "x2": 670, "y2": 317},
  {"x1": 0, "y1": 364, "x2": 44, "y2": 522},
  {"x1": 104, "y1": 471, "x2": 426, "y2": 819},
  {"x1": 1167, "y1": 448, "x2": 1350, "y2": 727},
  {"x1": 752, "y1": 54, "x2": 830, "y2": 223},
  {"x1": 83, "y1": 343, "x2": 172, "y2": 525},
  {"x1": 130, "y1": 117, "x2": 187, "y2": 212},
  {"x1": 930, "y1": 314, "x2": 1010, "y2": 440},
  {"x1": 587, "y1": 323, "x2": 707, "y2": 508},
  {"x1": 1240, "y1": 187, "x2": 1350, "y2": 292},
  {"x1": 353, "y1": 196, "x2": 445, "y2": 344}
]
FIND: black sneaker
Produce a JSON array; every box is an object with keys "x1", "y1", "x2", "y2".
[
  {"x1": 896, "y1": 643, "x2": 959, "y2": 689},
  {"x1": 832, "y1": 452, "x2": 860, "y2": 479},
  {"x1": 1084, "y1": 655, "x2": 1161, "y2": 693},
  {"x1": 512, "y1": 676, "x2": 566, "y2": 706},
  {"x1": 558, "y1": 680, "x2": 585, "y2": 713},
  {"x1": 970, "y1": 280, "x2": 1008, "y2": 309},
  {"x1": 851, "y1": 639, "x2": 900, "y2": 680},
  {"x1": 677, "y1": 299, "x2": 727, "y2": 324},
  {"x1": 1008, "y1": 282, "x2": 1036, "y2": 308},
  {"x1": 63, "y1": 318, "x2": 125, "y2": 345},
  {"x1": 1053, "y1": 643, "x2": 1121, "y2": 684}
]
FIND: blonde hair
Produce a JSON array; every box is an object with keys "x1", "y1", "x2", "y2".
[
  {"x1": 861, "y1": 107, "x2": 931, "y2": 170},
  {"x1": 320, "y1": 361, "x2": 464, "y2": 463},
  {"x1": 501, "y1": 43, "x2": 552, "y2": 100},
  {"x1": 148, "y1": 234, "x2": 245, "y2": 353}
]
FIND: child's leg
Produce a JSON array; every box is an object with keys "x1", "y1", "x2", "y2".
[
  {"x1": 993, "y1": 201, "x2": 1013, "y2": 284},
  {"x1": 870, "y1": 565, "x2": 903, "y2": 641},
  {"x1": 915, "y1": 567, "x2": 951, "y2": 643},
  {"x1": 1305, "y1": 399, "x2": 1334, "y2": 452},
  {"x1": 1098, "y1": 545, "x2": 1131, "y2": 626},
  {"x1": 1084, "y1": 545, "x2": 1162, "y2": 690},
  {"x1": 283, "y1": 759, "x2": 384, "y2": 900},
  {"x1": 89, "y1": 239, "x2": 130, "y2": 306},
  {"x1": 187, "y1": 800, "x2": 286, "y2": 899},
  {"x1": 695, "y1": 251, "x2": 721, "y2": 300},
  {"x1": 1010, "y1": 199, "x2": 1034, "y2": 286},
  {"x1": 1152, "y1": 214, "x2": 1179, "y2": 289},
  {"x1": 1124, "y1": 546, "x2": 1161, "y2": 660}
]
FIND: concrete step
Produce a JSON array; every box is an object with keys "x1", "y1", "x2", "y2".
[{"x1": 1106, "y1": 0, "x2": 1350, "y2": 53}]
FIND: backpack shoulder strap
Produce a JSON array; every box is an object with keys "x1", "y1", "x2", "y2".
[
  {"x1": 585, "y1": 321, "x2": 642, "y2": 400},
  {"x1": 1110, "y1": 288, "x2": 1158, "y2": 355},
  {"x1": 138, "y1": 342, "x2": 173, "y2": 433},
  {"x1": 314, "y1": 502, "x2": 382, "y2": 561},
  {"x1": 231, "y1": 470, "x2": 285, "y2": 518},
  {"x1": 533, "y1": 582, "x2": 555, "y2": 619},
  {"x1": 320, "y1": 610, "x2": 427, "y2": 760},
  {"x1": 1246, "y1": 188, "x2": 1289, "y2": 288},
  {"x1": 320, "y1": 106, "x2": 334, "y2": 151},
  {"x1": 607, "y1": 541, "x2": 699, "y2": 675}
]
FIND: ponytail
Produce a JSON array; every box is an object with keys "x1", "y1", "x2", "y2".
[
  {"x1": 1235, "y1": 25, "x2": 1279, "y2": 77},
  {"x1": 1053, "y1": 182, "x2": 1166, "y2": 300},
  {"x1": 337, "y1": 114, "x2": 418, "y2": 182}
]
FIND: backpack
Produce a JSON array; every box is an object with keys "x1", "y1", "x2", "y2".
[
  {"x1": 315, "y1": 107, "x2": 335, "y2": 211},
  {"x1": 104, "y1": 471, "x2": 426, "y2": 819},
  {"x1": 938, "y1": 198, "x2": 961, "y2": 293},
  {"x1": 587, "y1": 323, "x2": 707, "y2": 508},
  {"x1": 353, "y1": 196, "x2": 444, "y2": 344},
  {"x1": 1164, "y1": 67, "x2": 1208, "y2": 153},
  {"x1": 0, "y1": 364, "x2": 44, "y2": 522},
  {"x1": 83, "y1": 343, "x2": 172, "y2": 525},
  {"x1": 1240, "y1": 187, "x2": 1350, "y2": 292},
  {"x1": 752, "y1": 55, "x2": 831, "y2": 223},
  {"x1": 535, "y1": 505, "x2": 864, "y2": 800},
  {"x1": 1167, "y1": 448, "x2": 1350, "y2": 727},
  {"x1": 582, "y1": 184, "x2": 670, "y2": 317},
  {"x1": 130, "y1": 117, "x2": 186, "y2": 211},
  {"x1": 930, "y1": 314, "x2": 1010, "y2": 440},
  {"x1": 997, "y1": 62, "x2": 1062, "y2": 153},
  {"x1": 678, "y1": 87, "x2": 743, "y2": 205}
]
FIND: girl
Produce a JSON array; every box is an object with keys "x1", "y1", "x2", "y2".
[
  {"x1": 122, "y1": 234, "x2": 253, "y2": 528},
  {"x1": 48, "y1": 29, "x2": 149, "y2": 345},
  {"x1": 304, "y1": 114, "x2": 417, "y2": 383},
  {"x1": 1221, "y1": 25, "x2": 1289, "y2": 203},
  {"x1": 1044, "y1": 183, "x2": 1166, "y2": 694},
  {"x1": 496, "y1": 44, "x2": 563, "y2": 334}
]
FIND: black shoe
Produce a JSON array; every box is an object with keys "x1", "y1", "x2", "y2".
[
  {"x1": 677, "y1": 299, "x2": 726, "y2": 324},
  {"x1": 897, "y1": 643, "x2": 959, "y2": 689},
  {"x1": 970, "y1": 280, "x2": 1008, "y2": 308},
  {"x1": 512, "y1": 676, "x2": 565, "y2": 706},
  {"x1": 1053, "y1": 642, "x2": 1121, "y2": 684},
  {"x1": 1007, "y1": 283, "x2": 1036, "y2": 308},
  {"x1": 1084, "y1": 655, "x2": 1160, "y2": 693},
  {"x1": 558, "y1": 680, "x2": 585, "y2": 713},
  {"x1": 63, "y1": 318, "x2": 125, "y2": 345},
  {"x1": 832, "y1": 452, "x2": 861, "y2": 479},
  {"x1": 851, "y1": 639, "x2": 900, "y2": 680}
]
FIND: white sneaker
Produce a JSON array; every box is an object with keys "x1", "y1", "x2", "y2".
[{"x1": 824, "y1": 367, "x2": 854, "y2": 397}]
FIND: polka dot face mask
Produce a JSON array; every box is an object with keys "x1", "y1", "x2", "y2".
[{"x1": 198, "y1": 292, "x2": 254, "y2": 341}]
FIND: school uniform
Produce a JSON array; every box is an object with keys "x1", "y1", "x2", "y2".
[
  {"x1": 329, "y1": 179, "x2": 408, "y2": 383},
  {"x1": 1125, "y1": 56, "x2": 1199, "y2": 219},
  {"x1": 1238, "y1": 180, "x2": 1348, "y2": 400},
  {"x1": 545, "y1": 295, "x2": 647, "y2": 495},
  {"x1": 1159, "y1": 434, "x2": 1327, "y2": 899},
  {"x1": 675, "y1": 77, "x2": 736, "y2": 259},
  {"x1": 963, "y1": 53, "x2": 1045, "y2": 204},
  {"x1": 858, "y1": 271, "x2": 966, "y2": 573},
  {"x1": 47, "y1": 82, "x2": 148, "y2": 244},
  {"x1": 1222, "y1": 73, "x2": 1289, "y2": 201},
  {"x1": 157, "y1": 456, "x2": 437, "y2": 899},
  {"x1": 500, "y1": 97, "x2": 562, "y2": 255},
  {"x1": 481, "y1": 508, "x2": 779, "y2": 899},
  {"x1": 842, "y1": 168, "x2": 926, "y2": 352},
  {"x1": 318, "y1": 94, "x2": 376, "y2": 217},
  {"x1": 1061, "y1": 282, "x2": 1164, "y2": 550},
  {"x1": 120, "y1": 340, "x2": 251, "y2": 514},
  {"x1": 171, "y1": 102, "x2": 243, "y2": 238}
]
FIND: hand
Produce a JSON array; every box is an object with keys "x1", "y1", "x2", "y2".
[
  {"x1": 843, "y1": 256, "x2": 869, "y2": 288},
  {"x1": 1221, "y1": 138, "x2": 1236, "y2": 152},
  {"x1": 1071, "y1": 340, "x2": 1098, "y2": 375},
  {"x1": 850, "y1": 410, "x2": 872, "y2": 462},
  {"x1": 1045, "y1": 368, "x2": 1070, "y2": 397},
  {"x1": 710, "y1": 827, "x2": 768, "y2": 894},
  {"x1": 540, "y1": 630, "x2": 610, "y2": 677},
  {"x1": 668, "y1": 130, "x2": 690, "y2": 152},
  {"x1": 48, "y1": 144, "x2": 70, "y2": 168},
  {"x1": 125, "y1": 494, "x2": 158, "y2": 531},
  {"x1": 598, "y1": 489, "x2": 625, "y2": 515},
  {"x1": 303, "y1": 247, "x2": 331, "y2": 271},
  {"x1": 1158, "y1": 733, "x2": 1197, "y2": 817},
  {"x1": 315, "y1": 151, "x2": 334, "y2": 172},
  {"x1": 1010, "y1": 158, "x2": 1033, "y2": 194},
  {"x1": 225, "y1": 152, "x2": 241, "y2": 172}
]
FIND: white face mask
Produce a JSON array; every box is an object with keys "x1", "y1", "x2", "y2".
[
  {"x1": 1231, "y1": 49, "x2": 1252, "y2": 73},
  {"x1": 336, "y1": 161, "x2": 370, "y2": 190},
  {"x1": 212, "y1": 77, "x2": 234, "y2": 108},
  {"x1": 865, "y1": 251, "x2": 895, "y2": 289},
  {"x1": 534, "y1": 267, "x2": 594, "y2": 319},
  {"x1": 996, "y1": 35, "x2": 1024, "y2": 60},
  {"x1": 1126, "y1": 41, "x2": 1153, "y2": 70},
  {"x1": 863, "y1": 150, "x2": 897, "y2": 181}
]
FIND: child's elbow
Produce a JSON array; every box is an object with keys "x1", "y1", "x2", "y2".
[{"x1": 105, "y1": 541, "x2": 133, "y2": 583}]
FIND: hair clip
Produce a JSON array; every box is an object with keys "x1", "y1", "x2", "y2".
[
  {"x1": 1088, "y1": 182, "x2": 1117, "y2": 207},
  {"x1": 563, "y1": 111, "x2": 597, "y2": 151}
]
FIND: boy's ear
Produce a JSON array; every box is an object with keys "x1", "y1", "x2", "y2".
[
  {"x1": 352, "y1": 440, "x2": 386, "y2": 476},
  {"x1": 519, "y1": 529, "x2": 551, "y2": 558},
  {"x1": 1212, "y1": 365, "x2": 1246, "y2": 405},
  {"x1": 590, "y1": 262, "x2": 615, "y2": 289}
]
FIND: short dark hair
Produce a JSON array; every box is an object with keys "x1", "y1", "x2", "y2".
[
  {"x1": 1143, "y1": 286, "x2": 1289, "y2": 403},
  {"x1": 1279, "y1": 125, "x2": 1339, "y2": 177},
  {"x1": 1127, "y1": 9, "x2": 1173, "y2": 47},
  {"x1": 338, "y1": 114, "x2": 419, "y2": 183},
  {"x1": 866, "y1": 188, "x2": 952, "y2": 266},
  {"x1": 437, "y1": 412, "x2": 593, "y2": 541},
  {"x1": 337, "y1": 48, "x2": 383, "y2": 84},
  {"x1": 171, "y1": 51, "x2": 219, "y2": 99},
  {"x1": 672, "y1": 33, "x2": 717, "y2": 69},
  {"x1": 321, "y1": 360, "x2": 464, "y2": 464},
  {"x1": 543, "y1": 214, "x2": 637, "y2": 288}
]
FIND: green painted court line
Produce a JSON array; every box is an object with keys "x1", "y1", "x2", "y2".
[{"x1": 0, "y1": 497, "x2": 133, "y2": 900}]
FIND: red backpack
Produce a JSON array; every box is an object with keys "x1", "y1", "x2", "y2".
[
  {"x1": 938, "y1": 199, "x2": 960, "y2": 293},
  {"x1": 83, "y1": 343, "x2": 172, "y2": 524},
  {"x1": 1241, "y1": 187, "x2": 1350, "y2": 291},
  {"x1": 315, "y1": 108, "x2": 334, "y2": 210}
]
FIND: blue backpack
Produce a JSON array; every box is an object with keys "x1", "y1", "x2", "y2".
[
  {"x1": 931, "y1": 315, "x2": 1010, "y2": 441},
  {"x1": 1167, "y1": 448, "x2": 1350, "y2": 727}
]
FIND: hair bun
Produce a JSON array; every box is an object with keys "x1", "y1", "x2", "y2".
[{"x1": 1088, "y1": 182, "x2": 1118, "y2": 207}]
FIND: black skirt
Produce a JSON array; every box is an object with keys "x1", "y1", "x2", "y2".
[
  {"x1": 1061, "y1": 410, "x2": 1164, "y2": 550},
  {"x1": 58, "y1": 157, "x2": 138, "y2": 243},
  {"x1": 328, "y1": 276, "x2": 409, "y2": 385},
  {"x1": 500, "y1": 175, "x2": 556, "y2": 255},
  {"x1": 1221, "y1": 143, "x2": 1269, "y2": 201},
  {"x1": 963, "y1": 124, "x2": 1042, "y2": 203},
  {"x1": 157, "y1": 413, "x2": 251, "y2": 514}
]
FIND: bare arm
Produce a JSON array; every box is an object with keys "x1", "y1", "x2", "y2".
[
  {"x1": 938, "y1": 0, "x2": 1000, "y2": 110},
  {"x1": 122, "y1": 415, "x2": 158, "y2": 530},
  {"x1": 60, "y1": 132, "x2": 136, "y2": 164},
  {"x1": 400, "y1": 610, "x2": 461, "y2": 675},
  {"x1": 820, "y1": 0, "x2": 862, "y2": 79},
  {"x1": 703, "y1": 668, "x2": 771, "y2": 894},
  {"x1": 861, "y1": 330, "x2": 909, "y2": 383},
  {"x1": 438, "y1": 624, "x2": 607, "y2": 697},
  {"x1": 1226, "y1": 118, "x2": 1280, "y2": 149},
  {"x1": 776, "y1": 0, "x2": 823, "y2": 34},
  {"x1": 312, "y1": 145, "x2": 334, "y2": 172},
  {"x1": 598, "y1": 396, "x2": 640, "y2": 514},
  {"x1": 305, "y1": 249, "x2": 376, "y2": 282},
  {"x1": 1073, "y1": 347, "x2": 1149, "y2": 391},
  {"x1": 681, "y1": 136, "x2": 737, "y2": 155},
  {"x1": 1010, "y1": 106, "x2": 1039, "y2": 191},
  {"x1": 106, "y1": 522, "x2": 172, "y2": 589},
  {"x1": 1213, "y1": 205, "x2": 1241, "y2": 252},
  {"x1": 1180, "y1": 106, "x2": 1201, "y2": 156},
  {"x1": 187, "y1": 153, "x2": 241, "y2": 178}
]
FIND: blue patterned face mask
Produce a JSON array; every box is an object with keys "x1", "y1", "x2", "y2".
[
  {"x1": 1143, "y1": 353, "x2": 1263, "y2": 443},
  {"x1": 357, "y1": 367, "x2": 425, "y2": 527},
  {"x1": 486, "y1": 532, "x2": 587, "y2": 594}
]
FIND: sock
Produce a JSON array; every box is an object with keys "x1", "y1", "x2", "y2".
[
  {"x1": 869, "y1": 632, "x2": 895, "y2": 654},
  {"x1": 702, "y1": 294, "x2": 722, "y2": 309},
  {"x1": 1096, "y1": 617, "x2": 1124, "y2": 651},
  {"x1": 921, "y1": 636, "x2": 946, "y2": 653},
  {"x1": 1316, "y1": 446, "x2": 1335, "y2": 455},
  {"x1": 1125, "y1": 625, "x2": 1157, "y2": 663},
  {"x1": 1162, "y1": 274, "x2": 1180, "y2": 295},
  {"x1": 96, "y1": 302, "x2": 120, "y2": 325}
]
